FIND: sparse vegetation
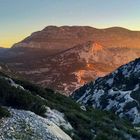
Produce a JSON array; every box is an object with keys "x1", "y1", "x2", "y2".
[
  {"x1": 0, "y1": 74, "x2": 140, "y2": 140},
  {"x1": 0, "y1": 106, "x2": 10, "y2": 118},
  {"x1": 14, "y1": 78, "x2": 140, "y2": 140},
  {"x1": 0, "y1": 77, "x2": 47, "y2": 116}
]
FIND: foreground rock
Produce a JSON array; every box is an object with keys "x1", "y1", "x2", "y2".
[{"x1": 0, "y1": 108, "x2": 72, "y2": 140}]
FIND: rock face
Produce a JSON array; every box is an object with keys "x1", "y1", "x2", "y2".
[
  {"x1": 45, "y1": 107, "x2": 73, "y2": 131},
  {"x1": 0, "y1": 108, "x2": 72, "y2": 140},
  {"x1": 2, "y1": 26, "x2": 140, "y2": 94},
  {"x1": 72, "y1": 58, "x2": 140, "y2": 124}
]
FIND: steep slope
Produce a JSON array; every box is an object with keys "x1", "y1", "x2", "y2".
[
  {"x1": 0, "y1": 72, "x2": 140, "y2": 140},
  {"x1": 0, "y1": 108, "x2": 72, "y2": 140},
  {"x1": 3, "y1": 42, "x2": 140, "y2": 95},
  {"x1": 72, "y1": 58, "x2": 140, "y2": 124},
  {"x1": 2, "y1": 26, "x2": 140, "y2": 94}
]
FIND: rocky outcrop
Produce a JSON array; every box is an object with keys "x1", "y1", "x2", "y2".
[
  {"x1": 0, "y1": 108, "x2": 72, "y2": 140},
  {"x1": 72, "y1": 58, "x2": 140, "y2": 124}
]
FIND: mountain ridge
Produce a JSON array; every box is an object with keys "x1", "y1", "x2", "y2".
[
  {"x1": 12, "y1": 26, "x2": 140, "y2": 50},
  {"x1": 1, "y1": 25, "x2": 140, "y2": 94},
  {"x1": 72, "y1": 57, "x2": 140, "y2": 124}
]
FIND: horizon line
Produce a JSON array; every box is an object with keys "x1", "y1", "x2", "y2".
[{"x1": 1, "y1": 25, "x2": 140, "y2": 48}]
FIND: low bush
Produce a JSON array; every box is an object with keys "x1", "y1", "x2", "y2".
[
  {"x1": 0, "y1": 106, "x2": 10, "y2": 118},
  {"x1": 0, "y1": 78, "x2": 47, "y2": 116},
  {"x1": 0, "y1": 75, "x2": 140, "y2": 140}
]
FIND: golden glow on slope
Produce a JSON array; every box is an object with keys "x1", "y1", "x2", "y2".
[
  {"x1": 86, "y1": 63, "x2": 94, "y2": 70},
  {"x1": 91, "y1": 43, "x2": 103, "y2": 52},
  {"x1": 75, "y1": 70, "x2": 86, "y2": 84}
]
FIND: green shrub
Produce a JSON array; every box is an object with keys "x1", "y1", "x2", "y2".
[
  {"x1": 0, "y1": 78, "x2": 47, "y2": 116},
  {"x1": 0, "y1": 106, "x2": 10, "y2": 118},
  {"x1": 123, "y1": 101, "x2": 137, "y2": 112},
  {"x1": 95, "y1": 133, "x2": 109, "y2": 140},
  {"x1": 0, "y1": 74, "x2": 140, "y2": 140}
]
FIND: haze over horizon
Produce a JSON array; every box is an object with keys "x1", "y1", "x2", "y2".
[{"x1": 0, "y1": 0, "x2": 140, "y2": 48}]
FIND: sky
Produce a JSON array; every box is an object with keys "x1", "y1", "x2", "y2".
[{"x1": 0, "y1": 0, "x2": 140, "y2": 48}]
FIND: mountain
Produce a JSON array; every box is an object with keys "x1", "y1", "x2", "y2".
[
  {"x1": 72, "y1": 58, "x2": 140, "y2": 124},
  {"x1": 0, "y1": 71, "x2": 140, "y2": 140},
  {"x1": 11, "y1": 26, "x2": 140, "y2": 50},
  {"x1": 1, "y1": 26, "x2": 140, "y2": 94}
]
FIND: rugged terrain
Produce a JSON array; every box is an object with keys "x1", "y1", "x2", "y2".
[
  {"x1": 72, "y1": 58, "x2": 140, "y2": 125},
  {"x1": 0, "y1": 68, "x2": 140, "y2": 140},
  {"x1": 1, "y1": 26, "x2": 140, "y2": 94}
]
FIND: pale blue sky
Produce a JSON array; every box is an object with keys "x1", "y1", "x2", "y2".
[{"x1": 0, "y1": 0, "x2": 140, "y2": 47}]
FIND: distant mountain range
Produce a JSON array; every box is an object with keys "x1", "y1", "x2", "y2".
[
  {"x1": 1, "y1": 26, "x2": 140, "y2": 94},
  {"x1": 0, "y1": 47, "x2": 8, "y2": 55}
]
